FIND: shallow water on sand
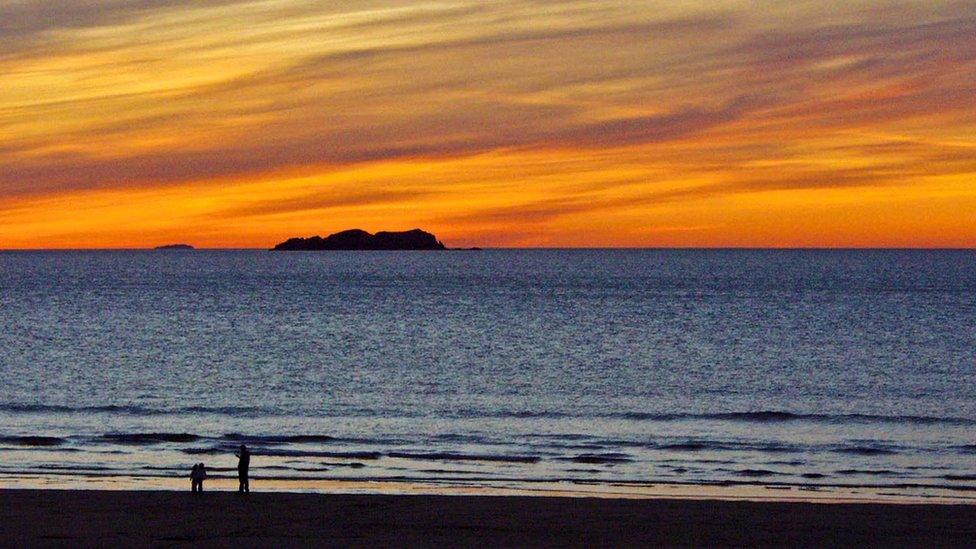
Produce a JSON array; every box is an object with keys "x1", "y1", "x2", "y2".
[{"x1": 1, "y1": 250, "x2": 974, "y2": 499}]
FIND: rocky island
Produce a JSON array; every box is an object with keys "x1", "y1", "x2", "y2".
[
  {"x1": 154, "y1": 244, "x2": 195, "y2": 250},
  {"x1": 272, "y1": 229, "x2": 447, "y2": 251}
]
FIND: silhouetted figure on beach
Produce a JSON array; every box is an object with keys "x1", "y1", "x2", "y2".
[
  {"x1": 190, "y1": 463, "x2": 206, "y2": 493},
  {"x1": 198, "y1": 462, "x2": 207, "y2": 491},
  {"x1": 235, "y1": 445, "x2": 250, "y2": 493}
]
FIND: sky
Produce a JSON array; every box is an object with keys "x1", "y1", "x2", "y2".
[{"x1": 1, "y1": 0, "x2": 975, "y2": 248}]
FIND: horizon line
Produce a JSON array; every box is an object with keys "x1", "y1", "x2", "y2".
[{"x1": 1, "y1": 246, "x2": 974, "y2": 252}]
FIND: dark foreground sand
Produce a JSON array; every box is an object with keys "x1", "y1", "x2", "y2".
[{"x1": 1, "y1": 490, "x2": 974, "y2": 547}]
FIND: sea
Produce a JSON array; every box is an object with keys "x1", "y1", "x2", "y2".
[{"x1": 0, "y1": 249, "x2": 974, "y2": 501}]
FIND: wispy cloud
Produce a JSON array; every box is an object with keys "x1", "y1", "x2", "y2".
[{"x1": 1, "y1": 0, "x2": 975, "y2": 247}]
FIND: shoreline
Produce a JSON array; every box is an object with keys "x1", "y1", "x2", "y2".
[
  {"x1": 2, "y1": 474, "x2": 975, "y2": 506},
  {"x1": 1, "y1": 489, "x2": 974, "y2": 547}
]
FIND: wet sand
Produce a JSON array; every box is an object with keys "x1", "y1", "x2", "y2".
[{"x1": 1, "y1": 489, "x2": 974, "y2": 547}]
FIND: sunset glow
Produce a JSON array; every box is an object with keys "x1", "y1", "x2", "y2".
[{"x1": 2, "y1": 0, "x2": 975, "y2": 248}]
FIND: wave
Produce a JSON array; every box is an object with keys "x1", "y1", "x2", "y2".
[
  {"x1": 734, "y1": 469, "x2": 779, "y2": 477},
  {"x1": 835, "y1": 469, "x2": 899, "y2": 476},
  {"x1": 386, "y1": 452, "x2": 540, "y2": 464},
  {"x1": 80, "y1": 430, "x2": 360, "y2": 450},
  {"x1": 0, "y1": 404, "x2": 159, "y2": 415},
  {"x1": 657, "y1": 442, "x2": 712, "y2": 451},
  {"x1": 181, "y1": 447, "x2": 383, "y2": 459},
  {"x1": 831, "y1": 445, "x2": 899, "y2": 456},
  {"x1": 182, "y1": 447, "x2": 224, "y2": 455},
  {"x1": 256, "y1": 449, "x2": 352, "y2": 458},
  {"x1": 262, "y1": 465, "x2": 334, "y2": 472},
  {"x1": 944, "y1": 474, "x2": 976, "y2": 481},
  {"x1": 327, "y1": 461, "x2": 368, "y2": 468},
  {"x1": 492, "y1": 411, "x2": 576, "y2": 419},
  {"x1": 461, "y1": 409, "x2": 976, "y2": 426},
  {"x1": 220, "y1": 434, "x2": 335, "y2": 444},
  {"x1": 428, "y1": 433, "x2": 500, "y2": 444},
  {"x1": 608, "y1": 411, "x2": 976, "y2": 425},
  {"x1": 0, "y1": 403, "x2": 271, "y2": 417},
  {"x1": 263, "y1": 449, "x2": 382, "y2": 460},
  {"x1": 4, "y1": 402, "x2": 972, "y2": 426},
  {"x1": 139, "y1": 465, "x2": 236, "y2": 473},
  {"x1": 543, "y1": 443, "x2": 610, "y2": 451},
  {"x1": 642, "y1": 438, "x2": 906, "y2": 457},
  {"x1": 557, "y1": 453, "x2": 633, "y2": 465},
  {"x1": 181, "y1": 406, "x2": 270, "y2": 416},
  {"x1": 523, "y1": 434, "x2": 595, "y2": 441},
  {"x1": 316, "y1": 451, "x2": 381, "y2": 460},
  {"x1": 0, "y1": 435, "x2": 65, "y2": 446},
  {"x1": 100, "y1": 433, "x2": 200, "y2": 444},
  {"x1": 655, "y1": 441, "x2": 800, "y2": 453},
  {"x1": 36, "y1": 464, "x2": 117, "y2": 471}
]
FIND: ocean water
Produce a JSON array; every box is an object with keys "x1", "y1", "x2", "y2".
[{"x1": 0, "y1": 249, "x2": 974, "y2": 498}]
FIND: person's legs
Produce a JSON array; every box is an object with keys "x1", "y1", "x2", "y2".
[
  {"x1": 243, "y1": 472, "x2": 249, "y2": 493},
  {"x1": 238, "y1": 470, "x2": 245, "y2": 493}
]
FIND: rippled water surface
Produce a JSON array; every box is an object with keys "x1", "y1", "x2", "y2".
[{"x1": 1, "y1": 250, "x2": 974, "y2": 497}]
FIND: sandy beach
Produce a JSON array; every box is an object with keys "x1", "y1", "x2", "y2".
[{"x1": 1, "y1": 489, "x2": 974, "y2": 547}]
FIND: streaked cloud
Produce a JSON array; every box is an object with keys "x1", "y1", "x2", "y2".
[{"x1": 0, "y1": 0, "x2": 974, "y2": 247}]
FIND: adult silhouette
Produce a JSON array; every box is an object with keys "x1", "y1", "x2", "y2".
[
  {"x1": 190, "y1": 463, "x2": 199, "y2": 493},
  {"x1": 197, "y1": 463, "x2": 207, "y2": 492},
  {"x1": 191, "y1": 462, "x2": 207, "y2": 493},
  {"x1": 235, "y1": 444, "x2": 250, "y2": 493}
]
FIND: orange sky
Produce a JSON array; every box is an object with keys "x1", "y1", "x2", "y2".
[{"x1": 1, "y1": 0, "x2": 975, "y2": 248}]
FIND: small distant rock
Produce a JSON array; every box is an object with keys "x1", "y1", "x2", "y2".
[
  {"x1": 272, "y1": 229, "x2": 447, "y2": 251},
  {"x1": 154, "y1": 244, "x2": 195, "y2": 250}
]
